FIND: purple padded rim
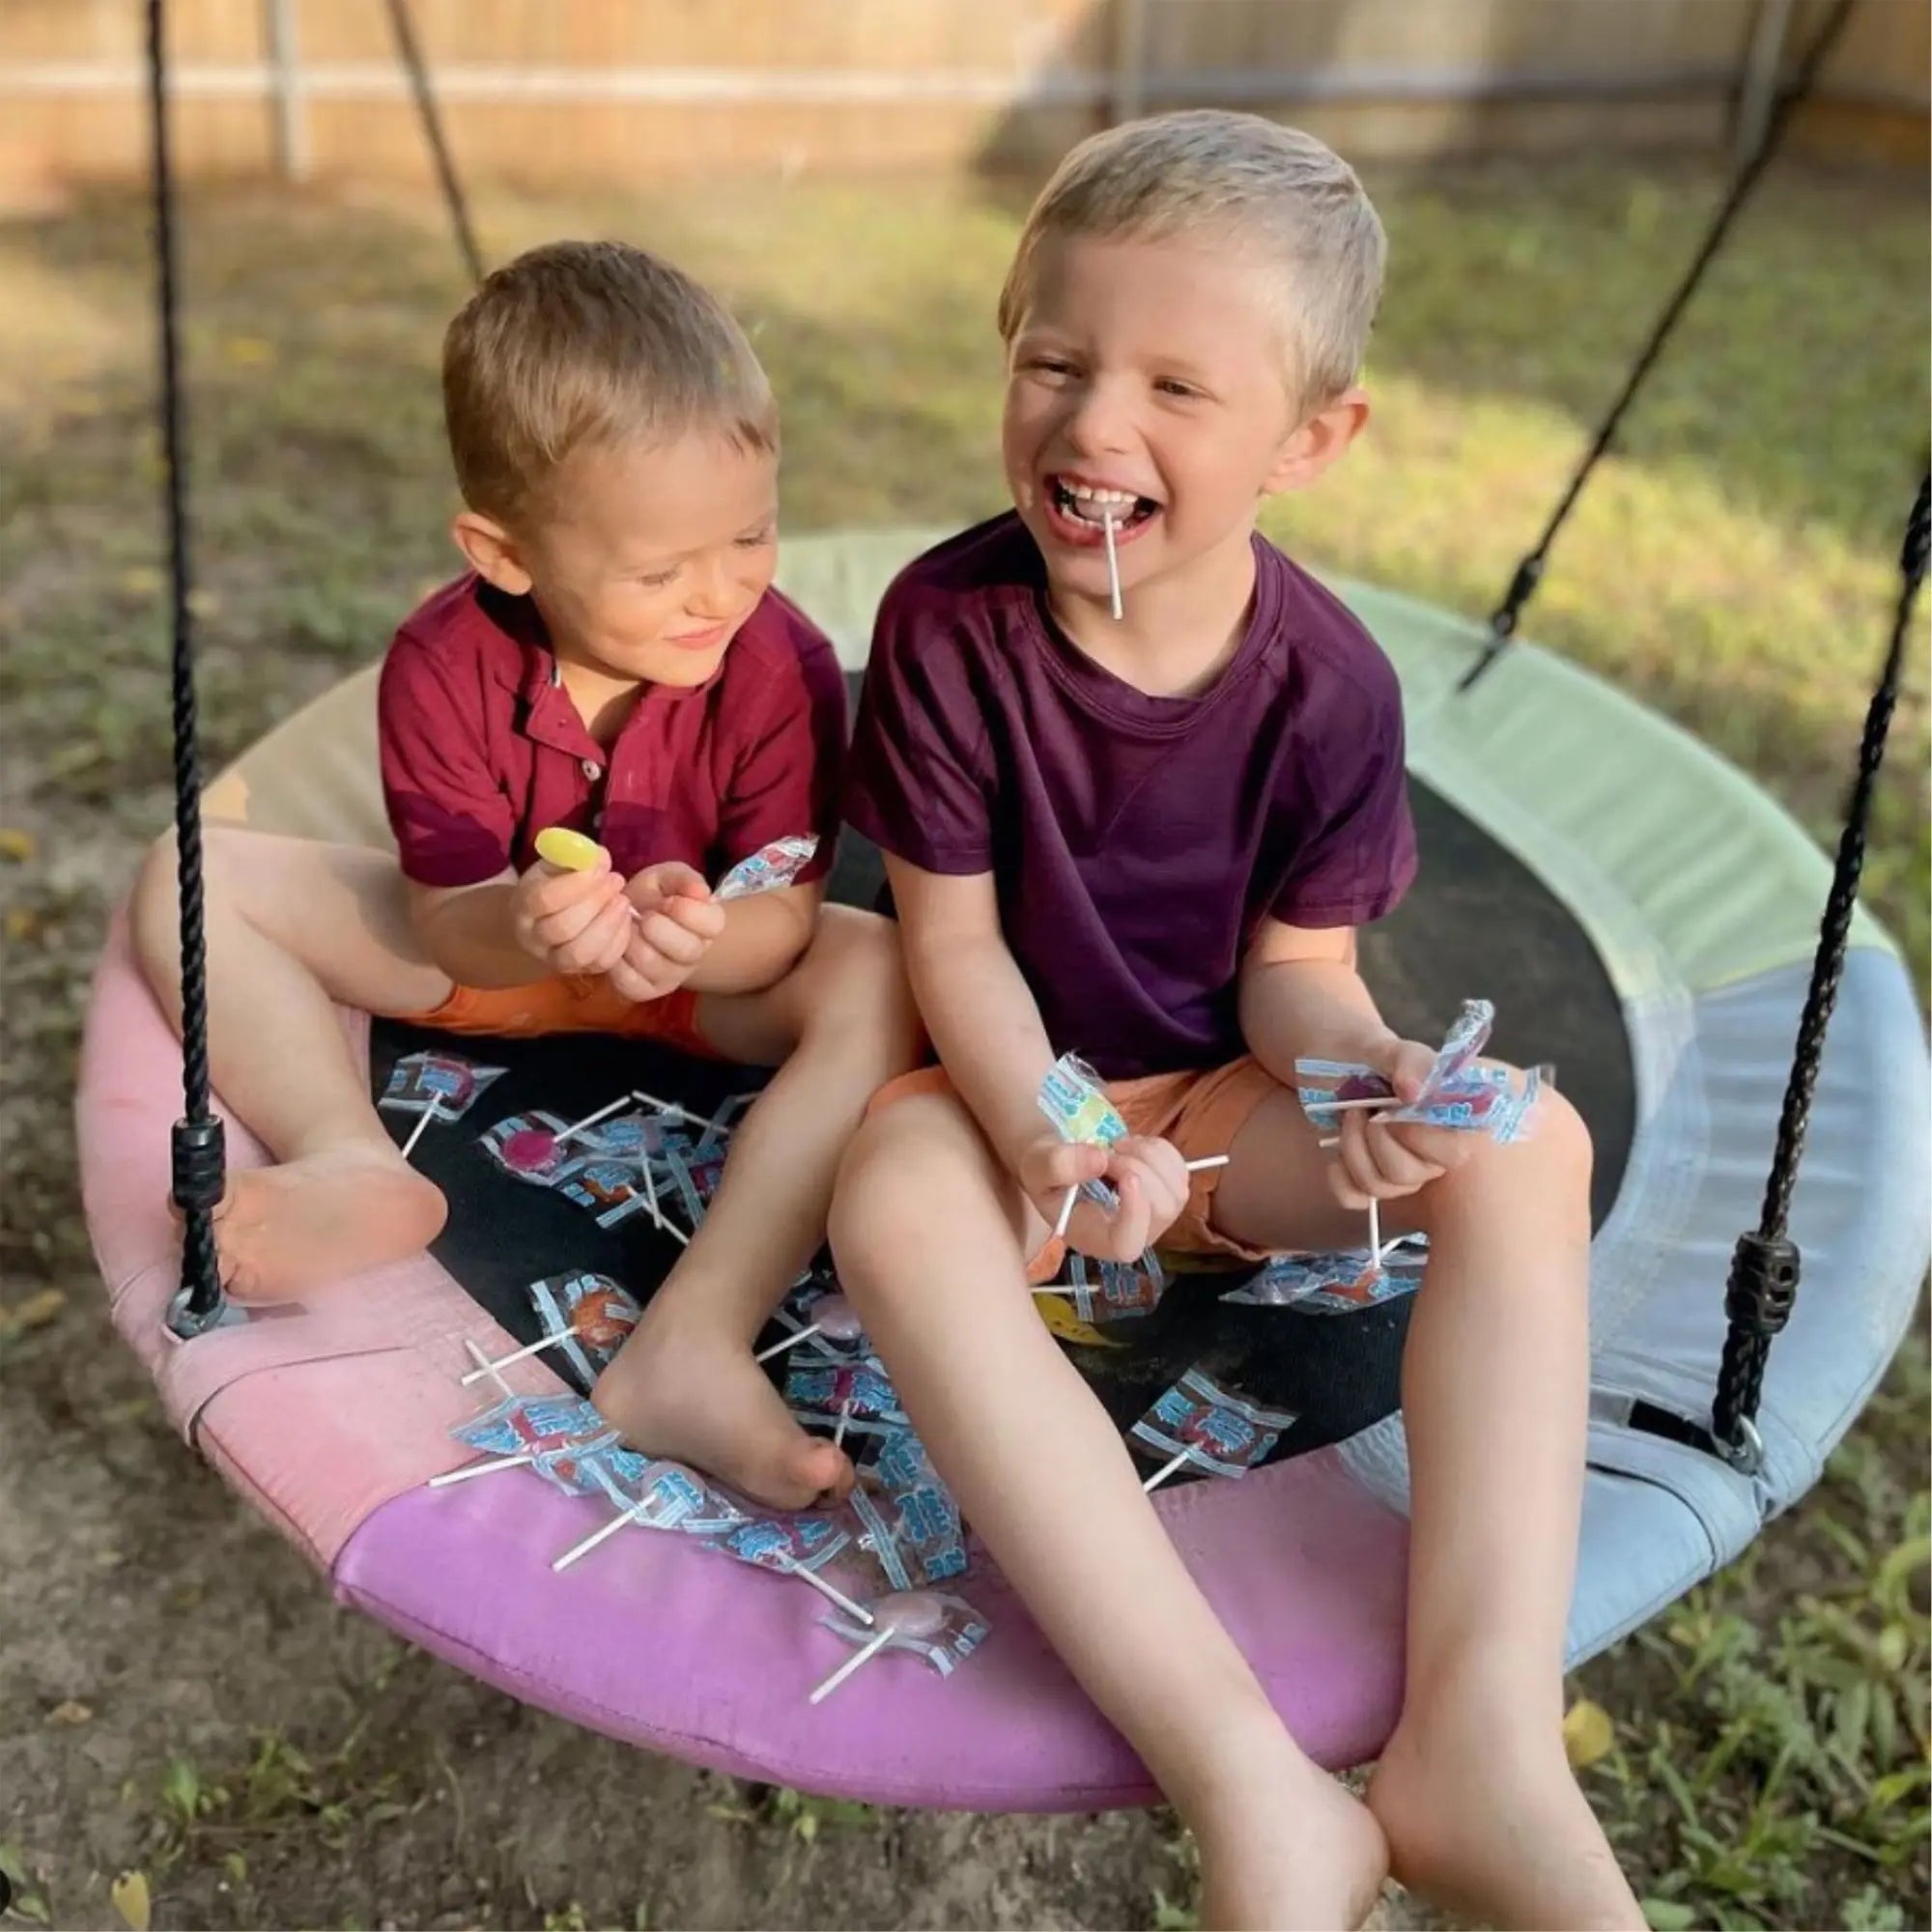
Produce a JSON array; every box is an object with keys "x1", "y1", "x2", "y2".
[{"x1": 334, "y1": 1447, "x2": 1408, "y2": 1811}]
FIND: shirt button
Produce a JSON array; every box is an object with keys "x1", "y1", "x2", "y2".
[{"x1": 581, "y1": 757, "x2": 602, "y2": 781}]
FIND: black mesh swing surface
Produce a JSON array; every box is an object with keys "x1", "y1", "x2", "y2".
[{"x1": 369, "y1": 677, "x2": 1636, "y2": 1467}]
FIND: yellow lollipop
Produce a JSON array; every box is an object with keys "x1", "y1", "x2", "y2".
[{"x1": 533, "y1": 826, "x2": 608, "y2": 873}]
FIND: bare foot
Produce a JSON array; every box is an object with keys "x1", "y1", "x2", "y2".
[
  {"x1": 213, "y1": 1143, "x2": 447, "y2": 1305},
  {"x1": 592, "y1": 1312, "x2": 853, "y2": 1511},
  {"x1": 1180, "y1": 1715, "x2": 1389, "y2": 1930},
  {"x1": 1369, "y1": 1700, "x2": 1642, "y2": 1929}
]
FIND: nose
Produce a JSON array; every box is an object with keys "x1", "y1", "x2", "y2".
[
  {"x1": 686, "y1": 553, "x2": 738, "y2": 621},
  {"x1": 1062, "y1": 372, "x2": 1137, "y2": 460}
]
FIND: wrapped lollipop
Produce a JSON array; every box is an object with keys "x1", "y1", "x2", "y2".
[
  {"x1": 709, "y1": 1516, "x2": 876, "y2": 1626},
  {"x1": 1130, "y1": 1370, "x2": 1297, "y2": 1492},
  {"x1": 1059, "y1": 1251, "x2": 1167, "y2": 1324},
  {"x1": 556, "y1": 1157, "x2": 660, "y2": 1231},
  {"x1": 757, "y1": 1289, "x2": 867, "y2": 1366},
  {"x1": 809, "y1": 1590, "x2": 988, "y2": 1704},
  {"x1": 459, "y1": 1272, "x2": 641, "y2": 1386},
  {"x1": 479, "y1": 1111, "x2": 584, "y2": 1187},
  {"x1": 552, "y1": 1457, "x2": 750, "y2": 1573},
  {"x1": 842, "y1": 1431, "x2": 968, "y2": 1590},
  {"x1": 1036, "y1": 1053, "x2": 1129, "y2": 1239},
  {"x1": 381, "y1": 1049, "x2": 505, "y2": 1122},
  {"x1": 715, "y1": 834, "x2": 819, "y2": 902},
  {"x1": 1221, "y1": 1239, "x2": 1427, "y2": 1311},
  {"x1": 785, "y1": 1358, "x2": 908, "y2": 1448},
  {"x1": 433, "y1": 1392, "x2": 620, "y2": 1487}
]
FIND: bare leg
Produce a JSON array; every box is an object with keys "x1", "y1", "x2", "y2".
[
  {"x1": 130, "y1": 827, "x2": 451, "y2": 1303},
  {"x1": 591, "y1": 907, "x2": 922, "y2": 1509},
  {"x1": 1213, "y1": 1084, "x2": 1643, "y2": 1929},
  {"x1": 829, "y1": 1093, "x2": 1389, "y2": 1932}
]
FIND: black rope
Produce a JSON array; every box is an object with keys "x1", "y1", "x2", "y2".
[
  {"x1": 384, "y1": 0, "x2": 486, "y2": 285},
  {"x1": 1710, "y1": 469, "x2": 1931, "y2": 1464},
  {"x1": 1458, "y1": 0, "x2": 1856, "y2": 694},
  {"x1": 146, "y1": 0, "x2": 226, "y2": 1330}
]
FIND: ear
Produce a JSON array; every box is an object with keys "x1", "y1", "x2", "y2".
[
  {"x1": 1264, "y1": 385, "x2": 1369, "y2": 497},
  {"x1": 450, "y1": 509, "x2": 533, "y2": 596}
]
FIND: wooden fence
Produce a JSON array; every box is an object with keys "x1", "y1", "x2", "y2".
[{"x1": 0, "y1": 0, "x2": 1923, "y2": 198}]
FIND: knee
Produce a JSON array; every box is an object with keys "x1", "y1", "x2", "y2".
[
  {"x1": 1429, "y1": 1075, "x2": 1591, "y2": 1210},
  {"x1": 828, "y1": 1097, "x2": 968, "y2": 1297},
  {"x1": 129, "y1": 828, "x2": 184, "y2": 974},
  {"x1": 797, "y1": 906, "x2": 922, "y2": 1067}
]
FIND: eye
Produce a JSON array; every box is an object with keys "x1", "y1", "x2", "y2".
[
  {"x1": 734, "y1": 527, "x2": 776, "y2": 550},
  {"x1": 1024, "y1": 355, "x2": 1076, "y2": 382},
  {"x1": 637, "y1": 567, "x2": 679, "y2": 588},
  {"x1": 1154, "y1": 378, "x2": 1203, "y2": 400}
]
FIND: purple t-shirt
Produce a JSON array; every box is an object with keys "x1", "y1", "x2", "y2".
[{"x1": 845, "y1": 514, "x2": 1418, "y2": 1082}]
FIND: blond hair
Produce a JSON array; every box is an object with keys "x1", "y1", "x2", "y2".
[
  {"x1": 442, "y1": 240, "x2": 776, "y2": 526},
  {"x1": 998, "y1": 110, "x2": 1385, "y2": 409}
]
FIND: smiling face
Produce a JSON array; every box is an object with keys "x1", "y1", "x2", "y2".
[
  {"x1": 465, "y1": 428, "x2": 780, "y2": 690},
  {"x1": 1002, "y1": 230, "x2": 1307, "y2": 616}
]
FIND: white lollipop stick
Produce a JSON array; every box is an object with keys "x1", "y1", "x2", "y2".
[
  {"x1": 553, "y1": 1503, "x2": 640, "y2": 1573},
  {"x1": 789, "y1": 1565, "x2": 874, "y2": 1627},
  {"x1": 399, "y1": 1095, "x2": 442, "y2": 1161},
  {"x1": 1182, "y1": 1154, "x2": 1229, "y2": 1172},
  {"x1": 460, "y1": 1330, "x2": 563, "y2": 1385},
  {"x1": 1142, "y1": 1447, "x2": 1194, "y2": 1493},
  {"x1": 756, "y1": 1323, "x2": 820, "y2": 1364},
  {"x1": 1318, "y1": 1135, "x2": 1341, "y2": 1151},
  {"x1": 1324, "y1": 1094, "x2": 1404, "y2": 1115},
  {"x1": 554, "y1": 1093, "x2": 633, "y2": 1148},
  {"x1": 810, "y1": 1625, "x2": 895, "y2": 1705},
  {"x1": 1052, "y1": 1185, "x2": 1078, "y2": 1240},
  {"x1": 832, "y1": 1400, "x2": 853, "y2": 1452},
  {"x1": 630, "y1": 1087, "x2": 725, "y2": 1136},
  {"x1": 1367, "y1": 1196, "x2": 1381, "y2": 1266},
  {"x1": 463, "y1": 1337, "x2": 514, "y2": 1399},
  {"x1": 1102, "y1": 512, "x2": 1122, "y2": 621},
  {"x1": 430, "y1": 1451, "x2": 533, "y2": 1488}
]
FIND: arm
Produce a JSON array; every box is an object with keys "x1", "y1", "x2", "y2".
[
  {"x1": 889, "y1": 855, "x2": 1185, "y2": 1258},
  {"x1": 409, "y1": 857, "x2": 635, "y2": 991},
  {"x1": 886, "y1": 855, "x2": 1058, "y2": 1172},
  {"x1": 1236, "y1": 918, "x2": 1399, "y2": 1082}
]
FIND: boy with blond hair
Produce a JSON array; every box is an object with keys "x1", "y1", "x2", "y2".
[
  {"x1": 832, "y1": 113, "x2": 1641, "y2": 1929},
  {"x1": 135, "y1": 241, "x2": 918, "y2": 1511}
]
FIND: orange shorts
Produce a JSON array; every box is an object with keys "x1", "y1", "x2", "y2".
[
  {"x1": 401, "y1": 975, "x2": 717, "y2": 1060},
  {"x1": 867, "y1": 1056, "x2": 1282, "y2": 1278}
]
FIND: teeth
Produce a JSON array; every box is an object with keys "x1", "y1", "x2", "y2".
[{"x1": 1062, "y1": 482, "x2": 1138, "y2": 507}]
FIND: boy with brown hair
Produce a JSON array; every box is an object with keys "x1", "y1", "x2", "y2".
[
  {"x1": 831, "y1": 113, "x2": 1641, "y2": 1929},
  {"x1": 135, "y1": 240, "x2": 919, "y2": 1511}
]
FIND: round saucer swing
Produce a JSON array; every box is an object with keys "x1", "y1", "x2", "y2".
[{"x1": 77, "y1": 0, "x2": 1927, "y2": 1810}]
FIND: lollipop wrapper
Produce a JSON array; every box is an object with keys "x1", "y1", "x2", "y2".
[
  {"x1": 381, "y1": 1049, "x2": 505, "y2": 1120},
  {"x1": 1130, "y1": 1370, "x2": 1296, "y2": 1480},
  {"x1": 819, "y1": 1594, "x2": 989, "y2": 1678}
]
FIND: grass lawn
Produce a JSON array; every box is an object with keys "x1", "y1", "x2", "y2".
[{"x1": 0, "y1": 150, "x2": 1924, "y2": 1930}]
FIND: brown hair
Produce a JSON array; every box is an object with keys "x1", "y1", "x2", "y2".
[
  {"x1": 442, "y1": 240, "x2": 776, "y2": 525},
  {"x1": 998, "y1": 110, "x2": 1385, "y2": 410}
]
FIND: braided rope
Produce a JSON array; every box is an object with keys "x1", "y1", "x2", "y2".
[
  {"x1": 1711, "y1": 469, "x2": 1930, "y2": 1459},
  {"x1": 384, "y1": 0, "x2": 486, "y2": 285},
  {"x1": 146, "y1": 0, "x2": 225, "y2": 1328},
  {"x1": 1458, "y1": 0, "x2": 1855, "y2": 694}
]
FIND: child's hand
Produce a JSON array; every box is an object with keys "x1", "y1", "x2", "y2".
[
  {"x1": 1326, "y1": 1036, "x2": 1468, "y2": 1210},
  {"x1": 1016, "y1": 1131, "x2": 1189, "y2": 1264},
  {"x1": 511, "y1": 851, "x2": 635, "y2": 977},
  {"x1": 609, "y1": 862, "x2": 727, "y2": 1003}
]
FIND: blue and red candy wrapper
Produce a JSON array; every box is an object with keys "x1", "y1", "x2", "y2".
[
  {"x1": 381, "y1": 1049, "x2": 504, "y2": 1121},
  {"x1": 527, "y1": 1270, "x2": 641, "y2": 1381},
  {"x1": 1130, "y1": 1370, "x2": 1297, "y2": 1482}
]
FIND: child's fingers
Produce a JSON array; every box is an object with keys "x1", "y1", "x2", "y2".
[
  {"x1": 1090, "y1": 1170, "x2": 1150, "y2": 1262},
  {"x1": 527, "y1": 856, "x2": 613, "y2": 916},
  {"x1": 1337, "y1": 1115, "x2": 1408, "y2": 1203},
  {"x1": 661, "y1": 894, "x2": 727, "y2": 943},
  {"x1": 551, "y1": 897, "x2": 634, "y2": 974},
  {"x1": 1359, "y1": 1122, "x2": 1445, "y2": 1193},
  {"x1": 531, "y1": 874, "x2": 623, "y2": 948},
  {"x1": 1107, "y1": 1145, "x2": 1185, "y2": 1236},
  {"x1": 636, "y1": 908, "x2": 709, "y2": 968},
  {"x1": 607, "y1": 949, "x2": 672, "y2": 1005}
]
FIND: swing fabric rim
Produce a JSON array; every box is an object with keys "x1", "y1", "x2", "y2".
[{"x1": 76, "y1": 528, "x2": 1928, "y2": 1811}]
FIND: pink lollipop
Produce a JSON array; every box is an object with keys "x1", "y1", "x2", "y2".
[
  {"x1": 809, "y1": 1589, "x2": 948, "y2": 1704},
  {"x1": 755, "y1": 1292, "x2": 865, "y2": 1364}
]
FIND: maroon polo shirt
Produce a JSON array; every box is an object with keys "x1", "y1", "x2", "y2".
[
  {"x1": 844, "y1": 514, "x2": 1417, "y2": 1082},
  {"x1": 378, "y1": 575, "x2": 846, "y2": 892}
]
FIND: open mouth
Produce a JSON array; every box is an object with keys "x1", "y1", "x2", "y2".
[{"x1": 1044, "y1": 473, "x2": 1162, "y2": 547}]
